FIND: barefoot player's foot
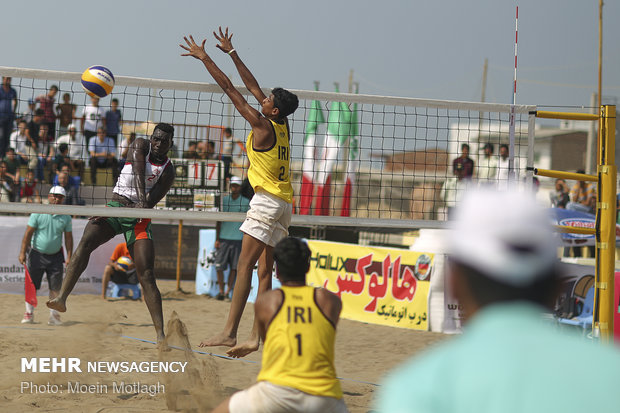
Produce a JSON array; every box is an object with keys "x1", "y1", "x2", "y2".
[
  {"x1": 46, "y1": 298, "x2": 66, "y2": 312},
  {"x1": 226, "y1": 337, "x2": 259, "y2": 358},
  {"x1": 198, "y1": 331, "x2": 236, "y2": 348},
  {"x1": 157, "y1": 335, "x2": 171, "y2": 352}
]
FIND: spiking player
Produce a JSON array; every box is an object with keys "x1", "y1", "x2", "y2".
[
  {"x1": 47, "y1": 123, "x2": 175, "y2": 345},
  {"x1": 181, "y1": 27, "x2": 299, "y2": 357}
]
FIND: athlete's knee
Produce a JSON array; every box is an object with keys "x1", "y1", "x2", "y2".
[{"x1": 139, "y1": 269, "x2": 156, "y2": 284}]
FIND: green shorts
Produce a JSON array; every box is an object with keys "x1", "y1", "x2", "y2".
[{"x1": 105, "y1": 201, "x2": 153, "y2": 245}]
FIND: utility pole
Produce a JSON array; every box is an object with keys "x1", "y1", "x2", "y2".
[
  {"x1": 479, "y1": 58, "x2": 488, "y2": 135},
  {"x1": 348, "y1": 69, "x2": 354, "y2": 93}
]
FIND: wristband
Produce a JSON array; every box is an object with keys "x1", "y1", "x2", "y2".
[{"x1": 228, "y1": 49, "x2": 236, "y2": 55}]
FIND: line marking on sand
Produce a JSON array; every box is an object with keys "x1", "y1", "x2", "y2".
[{"x1": 121, "y1": 334, "x2": 380, "y2": 386}]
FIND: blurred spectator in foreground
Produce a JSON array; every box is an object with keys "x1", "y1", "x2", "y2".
[
  {"x1": 376, "y1": 189, "x2": 620, "y2": 413},
  {"x1": 105, "y1": 98, "x2": 122, "y2": 146},
  {"x1": 56, "y1": 124, "x2": 86, "y2": 178},
  {"x1": 35, "y1": 85, "x2": 58, "y2": 139},
  {"x1": 20, "y1": 170, "x2": 41, "y2": 203},
  {"x1": 55, "y1": 92, "x2": 77, "y2": 137},
  {"x1": 477, "y1": 142, "x2": 497, "y2": 183},
  {"x1": 550, "y1": 178, "x2": 569, "y2": 209},
  {"x1": 88, "y1": 126, "x2": 118, "y2": 185},
  {"x1": 452, "y1": 143, "x2": 474, "y2": 179},
  {"x1": 1, "y1": 76, "x2": 18, "y2": 158}
]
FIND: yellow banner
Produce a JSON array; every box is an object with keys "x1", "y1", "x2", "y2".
[{"x1": 306, "y1": 240, "x2": 433, "y2": 330}]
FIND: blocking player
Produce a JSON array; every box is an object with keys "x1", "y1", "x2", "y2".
[
  {"x1": 181, "y1": 27, "x2": 299, "y2": 356},
  {"x1": 47, "y1": 123, "x2": 175, "y2": 344},
  {"x1": 211, "y1": 237, "x2": 349, "y2": 413}
]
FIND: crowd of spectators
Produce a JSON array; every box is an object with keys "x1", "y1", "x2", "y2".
[{"x1": 0, "y1": 76, "x2": 129, "y2": 203}]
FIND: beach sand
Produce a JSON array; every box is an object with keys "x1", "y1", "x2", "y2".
[{"x1": 0, "y1": 280, "x2": 448, "y2": 412}]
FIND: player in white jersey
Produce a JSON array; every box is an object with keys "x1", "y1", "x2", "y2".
[{"x1": 47, "y1": 123, "x2": 175, "y2": 346}]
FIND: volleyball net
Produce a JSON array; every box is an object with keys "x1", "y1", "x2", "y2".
[{"x1": 0, "y1": 66, "x2": 536, "y2": 230}]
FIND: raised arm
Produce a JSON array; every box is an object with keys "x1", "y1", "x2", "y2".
[
  {"x1": 181, "y1": 35, "x2": 264, "y2": 130},
  {"x1": 213, "y1": 27, "x2": 267, "y2": 104}
]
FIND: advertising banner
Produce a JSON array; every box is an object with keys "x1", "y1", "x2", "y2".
[
  {"x1": 306, "y1": 240, "x2": 432, "y2": 330},
  {"x1": 0, "y1": 216, "x2": 121, "y2": 296},
  {"x1": 195, "y1": 229, "x2": 278, "y2": 302}
]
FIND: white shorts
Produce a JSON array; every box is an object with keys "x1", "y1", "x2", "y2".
[
  {"x1": 240, "y1": 189, "x2": 292, "y2": 247},
  {"x1": 229, "y1": 381, "x2": 349, "y2": 413}
]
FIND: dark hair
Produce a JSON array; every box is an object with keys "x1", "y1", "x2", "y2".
[
  {"x1": 224, "y1": 127, "x2": 232, "y2": 135},
  {"x1": 50, "y1": 85, "x2": 59, "y2": 92},
  {"x1": 35, "y1": 109, "x2": 45, "y2": 116},
  {"x1": 111, "y1": 98, "x2": 119, "y2": 104},
  {"x1": 461, "y1": 143, "x2": 470, "y2": 151},
  {"x1": 273, "y1": 237, "x2": 311, "y2": 282},
  {"x1": 450, "y1": 259, "x2": 559, "y2": 309},
  {"x1": 500, "y1": 143, "x2": 509, "y2": 151},
  {"x1": 207, "y1": 141, "x2": 215, "y2": 149},
  {"x1": 153, "y1": 122, "x2": 174, "y2": 138},
  {"x1": 271, "y1": 87, "x2": 299, "y2": 119},
  {"x1": 483, "y1": 142, "x2": 494, "y2": 152},
  {"x1": 58, "y1": 143, "x2": 69, "y2": 153}
]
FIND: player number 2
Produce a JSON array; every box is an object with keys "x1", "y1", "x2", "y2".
[
  {"x1": 294, "y1": 333, "x2": 302, "y2": 356},
  {"x1": 278, "y1": 166, "x2": 286, "y2": 181}
]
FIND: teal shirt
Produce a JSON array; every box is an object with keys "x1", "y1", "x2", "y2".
[
  {"x1": 28, "y1": 213, "x2": 72, "y2": 255},
  {"x1": 376, "y1": 302, "x2": 620, "y2": 413},
  {"x1": 220, "y1": 194, "x2": 250, "y2": 241}
]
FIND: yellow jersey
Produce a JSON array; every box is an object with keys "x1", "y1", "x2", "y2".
[
  {"x1": 257, "y1": 285, "x2": 343, "y2": 398},
  {"x1": 246, "y1": 118, "x2": 293, "y2": 203}
]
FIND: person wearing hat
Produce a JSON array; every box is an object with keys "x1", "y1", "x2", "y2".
[
  {"x1": 56, "y1": 123, "x2": 86, "y2": 179},
  {"x1": 18, "y1": 185, "x2": 72, "y2": 326},
  {"x1": 375, "y1": 189, "x2": 620, "y2": 413},
  {"x1": 477, "y1": 142, "x2": 498, "y2": 182},
  {"x1": 214, "y1": 176, "x2": 250, "y2": 300}
]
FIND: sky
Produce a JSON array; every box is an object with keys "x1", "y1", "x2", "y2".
[{"x1": 2, "y1": 0, "x2": 619, "y2": 110}]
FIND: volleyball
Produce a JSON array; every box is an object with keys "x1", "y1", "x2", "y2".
[
  {"x1": 117, "y1": 256, "x2": 134, "y2": 272},
  {"x1": 81, "y1": 65, "x2": 115, "y2": 98}
]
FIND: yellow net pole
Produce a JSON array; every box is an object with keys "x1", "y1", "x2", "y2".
[
  {"x1": 176, "y1": 220, "x2": 183, "y2": 291},
  {"x1": 533, "y1": 111, "x2": 599, "y2": 121},
  {"x1": 595, "y1": 105, "x2": 616, "y2": 342}
]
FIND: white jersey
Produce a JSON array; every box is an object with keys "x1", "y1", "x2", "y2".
[{"x1": 113, "y1": 145, "x2": 171, "y2": 203}]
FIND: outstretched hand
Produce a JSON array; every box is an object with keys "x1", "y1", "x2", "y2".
[
  {"x1": 180, "y1": 35, "x2": 208, "y2": 60},
  {"x1": 213, "y1": 26, "x2": 234, "y2": 54}
]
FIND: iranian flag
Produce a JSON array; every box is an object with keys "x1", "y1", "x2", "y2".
[
  {"x1": 315, "y1": 85, "x2": 351, "y2": 216},
  {"x1": 340, "y1": 89, "x2": 359, "y2": 217},
  {"x1": 299, "y1": 83, "x2": 325, "y2": 215}
]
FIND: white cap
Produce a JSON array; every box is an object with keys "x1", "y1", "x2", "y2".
[
  {"x1": 230, "y1": 176, "x2": 242, "y2": 186},
  {"x1": 447, "y1": 188, "x2": 558, "y2": 287},
  {"x1": 49, "y1": 186, "x2": 67, "y2": 197},
  {"x1": 68, "y1": 123, "x2": 76, "y2": 130}
]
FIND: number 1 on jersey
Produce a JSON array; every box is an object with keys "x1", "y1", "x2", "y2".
[{"x1": 294, "y1": 333, "x2": 302, "y2": 356}]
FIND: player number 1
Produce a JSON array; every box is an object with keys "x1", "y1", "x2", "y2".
[{"x1": 294, "y1": 333, "x2": 302, "y2": 356}]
